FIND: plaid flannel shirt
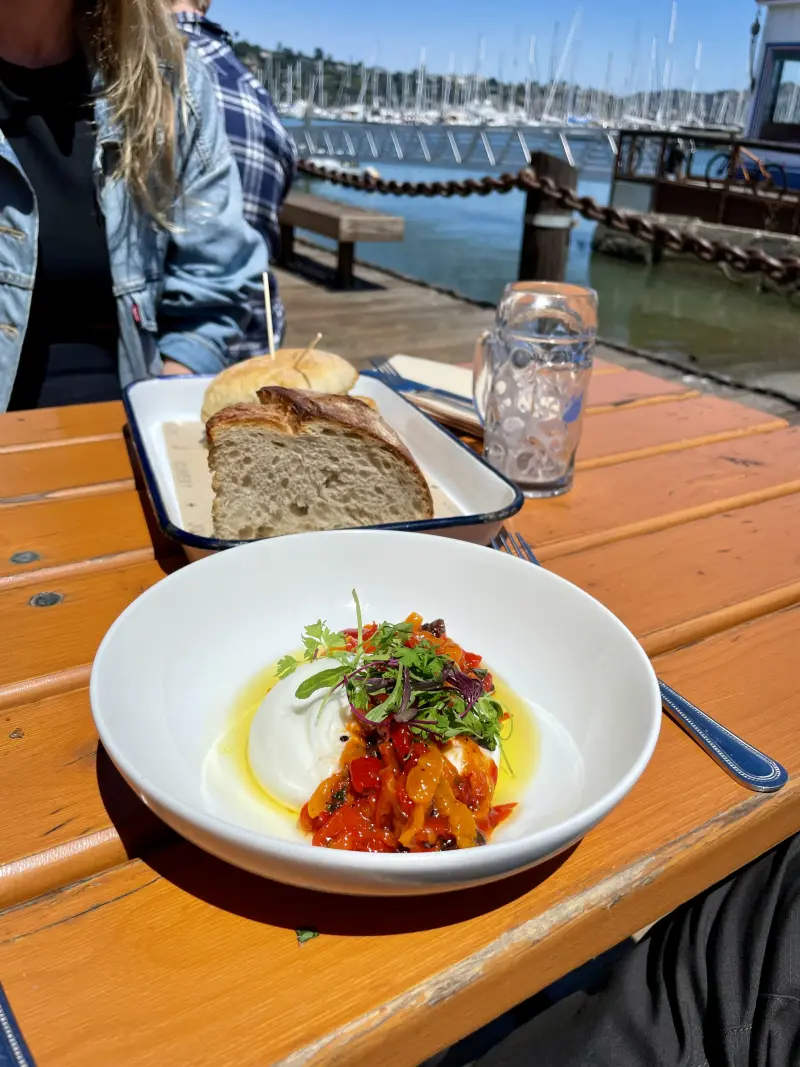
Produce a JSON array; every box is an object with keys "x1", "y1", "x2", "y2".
[{"x1": 176, "y1": 13, "x2": 297, "y2": 356}]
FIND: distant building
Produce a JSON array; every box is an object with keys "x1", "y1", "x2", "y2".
[{"x1": 748, "y1": 0, "x2": 800, "y2": 141}]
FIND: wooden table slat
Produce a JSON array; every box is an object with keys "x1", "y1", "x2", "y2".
[
  {"x1": 0, "y1": 688, "x2": 169, "y2": 909},
  {"x1": 2, "y1": 605, "x2": 799, "y2": 1067},
  {"x1": 0, "y1": 559, "x2": 179, "y2": 704},
  {"x1": 522, "y1": 426, "x2": 800, "y2": 560},
  {"x1": 0, "y1": 490, "x2": 155, "y2": 583},
  {"x1": 551, "y1": 492, "x2": 800, "y2": 651},
  {"x1": 585, "y1": 367, "x2": 690, "y2": 408},
  {"x1": 577, "y1": 394, "x2": 785, "y2": 468},
  {"x1": 0, "y1": 437, "x2": 133, "y2": 503},
  {"x1": 0, "y1": 401, "x2": 125, "y2": 451}
]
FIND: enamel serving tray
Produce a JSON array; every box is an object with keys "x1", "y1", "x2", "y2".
[{"x1": 123, "y1": 371, "x2": 524, "y2": 560}]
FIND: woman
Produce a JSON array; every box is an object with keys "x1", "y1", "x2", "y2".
[{"x1": 0, "y1": 0, "x2": 267, "y2": 411}]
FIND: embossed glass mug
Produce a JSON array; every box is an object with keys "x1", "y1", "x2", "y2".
[{"x1": 474, "y1": 282, "x2": 598, "y2": 497}]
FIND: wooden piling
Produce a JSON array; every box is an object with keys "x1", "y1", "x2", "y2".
[{"x1": 518, "y1": 151, "x2": 578, "y2": 282}]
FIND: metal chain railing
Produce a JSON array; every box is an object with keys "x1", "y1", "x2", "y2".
[{"x1": 297, "y1": 159, "x2": 800, "y2": 285}]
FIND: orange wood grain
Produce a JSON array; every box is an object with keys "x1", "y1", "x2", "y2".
[
  {"x1": 586, "y1": 390, "x2": 700, "y2": 418},
  {"x1": 0, "y1": 665, "x2": 93, "y2": 713},
  {"x1": 0, "y1": 559, "x2": 180, "y2": 699},
  {"x1": 591, "y1": 356, "x2": 621, "y2": 373},
  {"x1": 550, "y1": 492, "x2": 800, "y2": 649},
  {"x1": 1, "y1": 606, "x2": 799, "y2": 1067},
  {"x1": 0, "y1": 490, "x2": 155, "y2": 582},
  {"x1": 0, "y1": 687, "x2": 170, "y2": 909},
  {"x1": 517, "y1": 427, "x2": 800, "y2": 560},
  {"x1": 577, "y1": 394, "x2": 785, "y2": 468},
  {"x1": 586, "y1": 367, "x2": 689, "y2": 408},
  {"x1": 0, "y1": 401, "x2": 124, "y2": 451},
  {"x1": 0, "y1": 437, "x2": 133, "y2": 503}
]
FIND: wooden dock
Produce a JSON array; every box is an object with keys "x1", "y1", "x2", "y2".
[
  {"x1": 277, "y1": 244, "x2": 626, "y2": 369},
  {"x1": 277, "y1": 243, "x2": 495, "y2": 368}
]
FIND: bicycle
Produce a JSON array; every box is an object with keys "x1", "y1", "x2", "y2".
[{"x1": 704, "y1": 147, "x2": 787, "y2": 197}]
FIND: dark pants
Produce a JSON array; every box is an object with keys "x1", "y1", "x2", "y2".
[{"x1": 474, "y1": 834, "x2": 800, "y2": 1067}]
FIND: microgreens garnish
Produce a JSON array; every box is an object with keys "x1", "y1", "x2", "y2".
[{"x1": 278, "y1": 591, "x2": 507, "y2": 751}]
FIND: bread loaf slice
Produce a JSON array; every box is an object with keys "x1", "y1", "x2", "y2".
[
  {"x1": 207, "y1": 387, "x2": 434, "y2": 540},
  {"x1": 201, "y1": 349, "x2": 358, "y2": 423}
]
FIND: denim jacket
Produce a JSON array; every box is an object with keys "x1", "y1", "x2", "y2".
[{"x1": 0, "y1": 46, "x2": 268, "y2": 411}]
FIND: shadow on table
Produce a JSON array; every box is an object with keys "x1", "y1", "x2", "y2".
[
  {"x1": 146, "y1": 835, "x2": 579, "y2": 937},
  {"x1": 95, "y1": 745, "x2": 175, "y2": 858},
  {"x1": 96, "y1": 743, "x2": 579, "y2": 937}
]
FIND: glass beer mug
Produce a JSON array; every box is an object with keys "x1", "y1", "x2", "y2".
[{"x1": 474, "y1": 282, "x2": 598, "y2": 497}]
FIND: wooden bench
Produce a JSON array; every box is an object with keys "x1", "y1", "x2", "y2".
[{"x1": 278, "y1": 192, "x2": 405, "y2": 288}]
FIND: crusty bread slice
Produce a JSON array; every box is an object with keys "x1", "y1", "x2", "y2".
[
  {"x1": 206, "y1": 387, "x2": 434, "y2": 540},
  {"x1": 201, "y1": 349, "x2": 358, "y2": 423}
]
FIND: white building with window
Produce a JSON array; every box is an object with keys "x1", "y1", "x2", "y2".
[{"x1": 748, "y1": 0, "x2": 800, "y2": 141}]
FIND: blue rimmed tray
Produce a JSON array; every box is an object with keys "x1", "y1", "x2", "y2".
[{"x1": 123, "y1": 370, "x2": 523, "y2": 561}]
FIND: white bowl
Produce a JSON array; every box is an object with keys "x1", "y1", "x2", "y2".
[{"x1": 90, "y1": 531, "x2": 661, "y2": 896}]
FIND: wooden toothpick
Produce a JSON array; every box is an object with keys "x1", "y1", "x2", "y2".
[
  {"x1": 262, "y1": 272, "x2": 275, "y2": 359},
  {"x1": 297, "y1": 332, "x2": 323, "y2": 363}
]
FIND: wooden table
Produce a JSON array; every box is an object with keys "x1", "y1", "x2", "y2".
[{"x1": 1, "y1": 366, "x2": 800, "y2": 1067}]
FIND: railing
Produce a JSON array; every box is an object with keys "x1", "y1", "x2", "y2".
[{"x1": 286, "y1": 120, "x2": 619, "y2": 179}]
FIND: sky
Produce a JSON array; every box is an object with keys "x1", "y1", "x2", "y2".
[{"x1": 210, "y1": 0, "x2": 762, "y2": 93}]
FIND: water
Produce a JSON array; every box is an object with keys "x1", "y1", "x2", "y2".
[{"x1": 296, "y1": 162, "x2": 800, "y2": 387}]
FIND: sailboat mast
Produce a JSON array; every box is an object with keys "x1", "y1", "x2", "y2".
[
  {"x1": 688, "y1": 39, "x2": 702, "y2": 124},
  {"x1": 543, "y1": 9, "x2": 580, "y2": 121},
  {"x1": 658, "y1": 1, "x2": 678, "y2": 126},
  {"x1": 524, "y1": 35, "x2": 535, "y2": 120},
  {"x1": 644, "y1": 37, "x2": 656, "y2": 123},
  {"x1": 415, "y1": 47, "x2": 426, "y2": 116}
]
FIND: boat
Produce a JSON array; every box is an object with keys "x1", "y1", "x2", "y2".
[{"x1": 746, "y1": 1, "x2": 800, "y2": 187}]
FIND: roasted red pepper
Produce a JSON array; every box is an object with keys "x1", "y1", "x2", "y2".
[
  {"x1": 481, "y1": 803, "x2": 517, "y2": 832},
  {"x1": 349, "y1": 756, "x2": 384, "y2": 794},
  {"x1": 390, "y1": 722, "x2": 412, "y2": 760}
]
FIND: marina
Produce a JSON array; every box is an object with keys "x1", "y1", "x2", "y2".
[
  {"x1": 263, "y1": 3, "x2": 751, "y2": 134},
  {"x1": 268, "y1": 1, "x2": 800, "y2": 399}
]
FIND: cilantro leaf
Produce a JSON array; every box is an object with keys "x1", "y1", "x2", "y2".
[
  {"x1": 301, "y1": 620, "x2": 345, "y2": 662},
  {"x1": 296, "y1": 928, "x2": 319, "y2": 946},
  {"x1": 276, "y1": 655, "x2": 298, "y2": 679}
]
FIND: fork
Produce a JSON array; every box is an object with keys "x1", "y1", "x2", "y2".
[
  {"x1": 491, "y1": 528, "x2": 788, "y2": 793},
  {"x1": 370, "y1": 358, "x2": 479, "y2": 414}
]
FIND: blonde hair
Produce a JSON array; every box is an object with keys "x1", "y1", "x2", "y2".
[{"x1": 83, "y1": 0, "x2": 187, "y2": 222}]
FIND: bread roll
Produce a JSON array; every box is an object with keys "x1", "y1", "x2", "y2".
[
  {"x1": 201, "y1": 348, "x2": 358, "y2": 423},
  {"x1": 207, "y1": 387, "x2": 433, "y2": 541}
]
